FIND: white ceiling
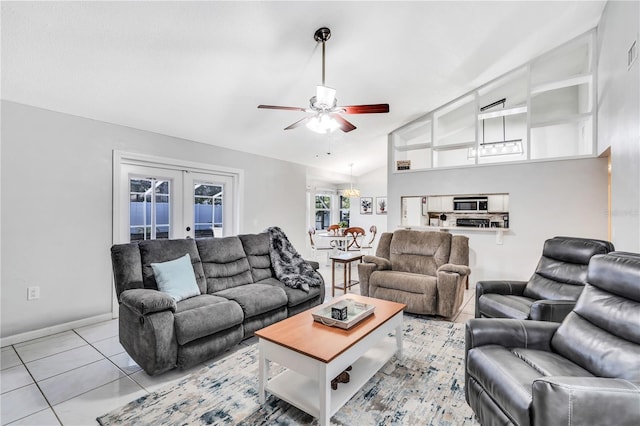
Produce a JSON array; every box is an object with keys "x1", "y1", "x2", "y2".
[{"x1": 1, "y1": 1, "x2": 606, "y2": 182}]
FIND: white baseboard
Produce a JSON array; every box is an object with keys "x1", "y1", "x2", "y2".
[{"x1": 0, "y1": 313, "x2": 115, "y2": 347}]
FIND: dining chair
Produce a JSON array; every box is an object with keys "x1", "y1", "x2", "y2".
[
  {"x1": 308, "y1": 226, "x2": 334, "y2": 265},
  {"x1": 360, "y1": 225, "x2": 377, "y2": 255},
  {"x1": 327, "y1": 224, "x2": 340, "y2": 233},
  {"x1": 344, "y1": 227, "x2": 366, "y2": 251}
]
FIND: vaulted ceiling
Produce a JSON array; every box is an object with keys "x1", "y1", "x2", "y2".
[{"x1": 1, "y1": 1, "x2": 606, "y2": 181}]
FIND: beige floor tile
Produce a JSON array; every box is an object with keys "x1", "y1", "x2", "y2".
[
  {"x1": 1, "y1": 347, "x2": 22, "y2": 370},
  {"x1": 14, "y1": 332, "x2": 86, "y2": 363},
  {"x1": 6, "y1": 408, "x2": 60, "y2": 426},
  {"x1": 26, "y1": 345, "x2": 104, "y2": 382},
  {"x1": 1, "y1": 365, "x2": 34, "y2": 394},
  {"x1": 39, "y1": 359, "x2": 125, "y2": 405},
  {"x1": 74, "y1": 319, "x2": 119, "y2": 343},
  {"x1": 53, "y1": 376, "x2": 146, "y2": 426},
  {"x1": 0, "y1": 384, "x2": 49, "y2": 425}
]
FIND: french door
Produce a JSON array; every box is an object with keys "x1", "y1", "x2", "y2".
[{"x1": 114, "y1": 153, "x2": 240, "y2": 244}]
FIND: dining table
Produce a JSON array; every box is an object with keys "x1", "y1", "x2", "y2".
[{"x1": 317, "y1": 231, "x2": 365, "y2": 252}]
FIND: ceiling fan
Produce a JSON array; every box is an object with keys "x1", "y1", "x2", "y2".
[{"x1": 258, "y1": 27, "x2": 390, "y2": 134}]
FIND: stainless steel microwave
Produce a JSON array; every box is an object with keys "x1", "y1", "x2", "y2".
[{"x1": 453, "y1": 197, "x2": 488, "y2": 213}]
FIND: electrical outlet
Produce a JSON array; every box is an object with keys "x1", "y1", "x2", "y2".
[{"x1": 27, "y1": 286, "x2": 40, "y2": 300}]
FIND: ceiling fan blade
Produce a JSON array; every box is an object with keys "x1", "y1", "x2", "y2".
[
  {"x1": 332, "y1": 114, "x2": 357, "y2": 132},
  {"x1": 284, "y1": 116, "x2": 312, "y2": 130},
  {"x1": 258, "y1": 105, "x2": 307, "y2": 112},
  {"x1": 340, "y1": 104, "x2": 390, "y2": 114}
]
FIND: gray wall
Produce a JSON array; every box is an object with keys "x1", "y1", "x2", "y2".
[
  {"x1": 1, "y1": 101, "x2": 307, "y2": 339},
  {"x1": 597, "y1": 0, "x2": 640, "y2": 252},
  {"x1": 386, "y1": 157, "x2": 609, "y2": 284}
]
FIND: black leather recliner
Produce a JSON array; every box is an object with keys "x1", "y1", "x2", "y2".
[
  {"x1": 465, "y1": 251, "x2": 640, "y2": 426},
  {"x1": 476, "y1": 236, "x2": 614, "y2": 322}
]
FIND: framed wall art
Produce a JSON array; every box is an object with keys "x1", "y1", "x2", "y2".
[
  {"x1": 376, "y1": 197, "x2": 387, "y2": 214},
  {"x1": 360, "y1": 197, "x2": 373, "y2": 214}
]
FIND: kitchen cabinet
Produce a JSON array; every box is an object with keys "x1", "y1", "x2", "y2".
[
  {"x1": 488, "y1": 194, "x2": 509, "y2": 212},
  {"x1": 426, "y1": 196, "x2": 453, "y2": 213}
]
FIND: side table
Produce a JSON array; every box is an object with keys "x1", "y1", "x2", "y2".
[{"x1": 330, "y1": 252, "x2": 364, "y2": 297}]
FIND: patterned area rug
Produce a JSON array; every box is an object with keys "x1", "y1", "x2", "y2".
[{"x1": 97, "y1": 316, "x2": 478, "y2": 425}]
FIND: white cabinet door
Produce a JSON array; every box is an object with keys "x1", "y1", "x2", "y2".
[
  {"x1": 427, "y1": 196, "x2": 442, "y2": 213},
  {"x1": 488, "y1": 194, "x2": 509, "y2": 212},
  {"x1": 441, "y1": 196, "x2": 454, "y2": 213}
]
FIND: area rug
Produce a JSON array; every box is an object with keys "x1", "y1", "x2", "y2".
[{"x1": 97, "y1": 317, "x2": 478, "y2": 425}]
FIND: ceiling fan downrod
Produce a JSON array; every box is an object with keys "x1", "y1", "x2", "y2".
[{"x1": 314, "y1": 27, "x2": 331, "y2": 86}]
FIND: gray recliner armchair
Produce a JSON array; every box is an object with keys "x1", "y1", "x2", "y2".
[
  {"x1": 358, "y1": 229, "x2": 470, "y2": 317},
  {"x1": 476, "y1": 236, "x2": 614, "y2": 322},
  {"x1": 465, "y1": 251, "x2": 640, "y2": 426}
]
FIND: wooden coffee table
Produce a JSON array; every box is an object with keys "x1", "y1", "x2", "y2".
[{"x1": 255, "y1": 294, "x2": 406, "y2": 426}]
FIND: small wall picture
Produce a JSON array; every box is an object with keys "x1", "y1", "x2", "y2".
[
  {"x1": 376, "y1": 197, "x2": 387, "y2": 214},
  {"x1": 360, "y1": 197, "x2": 373, "y2": 214}
]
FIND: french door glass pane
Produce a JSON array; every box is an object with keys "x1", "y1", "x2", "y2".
[
  {"x1": 129, "y1": 178, "x2": 171, "y2": 241},
  {"x1": 194, "y1": 183, "x2": 223, "y2": 238}
]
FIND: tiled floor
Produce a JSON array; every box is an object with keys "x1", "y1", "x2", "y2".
[{"x1": 0, "y1": 261, "x2": 476, "y2": 425}]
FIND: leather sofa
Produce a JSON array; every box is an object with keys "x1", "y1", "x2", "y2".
[
  {"x1": 111, "y1": 233, "x2": 324, "y2": 375},
  {"x1": 357, "y1": 229, "x2": 470, "y2": 317},
  {"x1": 476, "y1": 236, "x2": 614, "y2": 322},
  {"x1": 465, "y1": 251, "x2": 640, "y2": 426}
]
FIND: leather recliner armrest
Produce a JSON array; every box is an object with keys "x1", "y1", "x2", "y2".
[
  {"x1": 465, "y1": 318, "x2": 559, "y2": 352},
  {"x1": 475, "y1": 280, "x2": 528, "y2": 296},
  {"x1": 120, "y1": 289, "x2": 177, "y2": 316},
  {"x1": 362, "y1": 255, "x2": 391, "y2": 270},
  {"x1": 533, "y1": 377, "x2": 640, "y2": 426},
  {"x1": 529, "y1": 300, "x2": 576, "y2": 322}
]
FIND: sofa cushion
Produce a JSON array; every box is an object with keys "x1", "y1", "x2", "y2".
[
  {"x1": 258, "y1": 277, "x2": 321, "y2": 307},
  {"x1": 174, "y1": 294, "x2": 244, "y2": 346},
  {"x1": 478, "y1": 294, "x2": 534, "y2": 320},
  {"x1": 467, "y1": 345, "x2": 594, "y2": 426},
  {"x1": 239, "y1": 233, "x2": 274, "y2": 282},
  {"x1": 389, "y1": 230, "x2": 451, "y2": 276},
  {"x1": 196, "y1": 237, "x2": 254, "y2": 292},
  {"x1": 214, "y1": 283, "x2": 287, "y2": 318},
  {"x1": 370, "y1": 270, "x2": 437, "y2": 294},
  {"x1": 139, "y1": 239, "x2": 207, "y2": 294},
  {"x1": 151, "y1": 254, "x2": 201, "y2": 302}
]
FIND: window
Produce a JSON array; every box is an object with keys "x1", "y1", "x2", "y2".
[
  {"x1": 194, "y1": 184, "x2": 223, "y2": 238},
  {"x1": 129, "y1": 178, "x2": 171, "y2": 241},
  {"x1": 315, "y1": 194, "x2": 331, "y2": 230},
  {"x1": 339, "y1": 196, "x2": 351, "y2": 225}
]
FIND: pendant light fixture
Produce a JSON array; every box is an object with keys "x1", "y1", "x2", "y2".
[{"x1": 342, "y1": 163, "x2": 360, "y2": 198}]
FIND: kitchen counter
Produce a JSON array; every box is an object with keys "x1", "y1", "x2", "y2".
[{"x1": 397, "y1": 225, "x2": 508, "y2": 244}]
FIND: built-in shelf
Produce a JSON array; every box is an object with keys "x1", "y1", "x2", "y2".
[
  {"x1": 530, "y1": 113, "x2": 593, "y2": 128},
  {"x1": 390, "y1": 29, "x2": 596, "y2": 172},
  {"x1": 531, "y1": 73, "x2": 592, "y2": 95},
  {"x1": 394, "y1": 142, "x2": 432, "y2": 152}
]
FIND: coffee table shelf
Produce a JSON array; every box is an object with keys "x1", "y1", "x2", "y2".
[{"x1": 265, "y1": 338, "x2": 397, "y2": 418}]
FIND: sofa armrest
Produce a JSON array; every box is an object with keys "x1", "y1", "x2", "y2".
[
  {"x1": 356, "y1": 262, "x2": 378, "y2": 297},
  {"x1": 305, "y1": 259, "x2": 320, "y2": 271},
  {"x1": 533, "y1": 377, "x2": 640, "y2": 426},
  {"x1": 530, "y1": 300, "x2": 576, "y2": 322},
  {"x1": 362, "y1": 255, "x2": 391, "y2": 270},
  {"x1": 120, "y1": 289, "x2": 177, "y2": 316},
  {"x1": 465, "y1": 318, "x2": 559, "y2": 352},
  {"x1": 437, "y1": 263, "x2": 470, "y2": 275}
]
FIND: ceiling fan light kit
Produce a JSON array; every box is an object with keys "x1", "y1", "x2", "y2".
[{"x1": 258, "y1": 27, "x2": 389, "y2": 134}]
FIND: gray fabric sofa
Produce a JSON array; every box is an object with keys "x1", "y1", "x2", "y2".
[
  {"x1": 357, "y1": 229, "x2": 470, "y2": 317},
  {"x1": 465, "y1": 251, "x2": 640, "y2": 426},
  {"x1": 476, "y1": 236, "x2": 614, "y2": 322},
  {"x1": 111, "y1": 233, "x2": 325, "y2": 375}
]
